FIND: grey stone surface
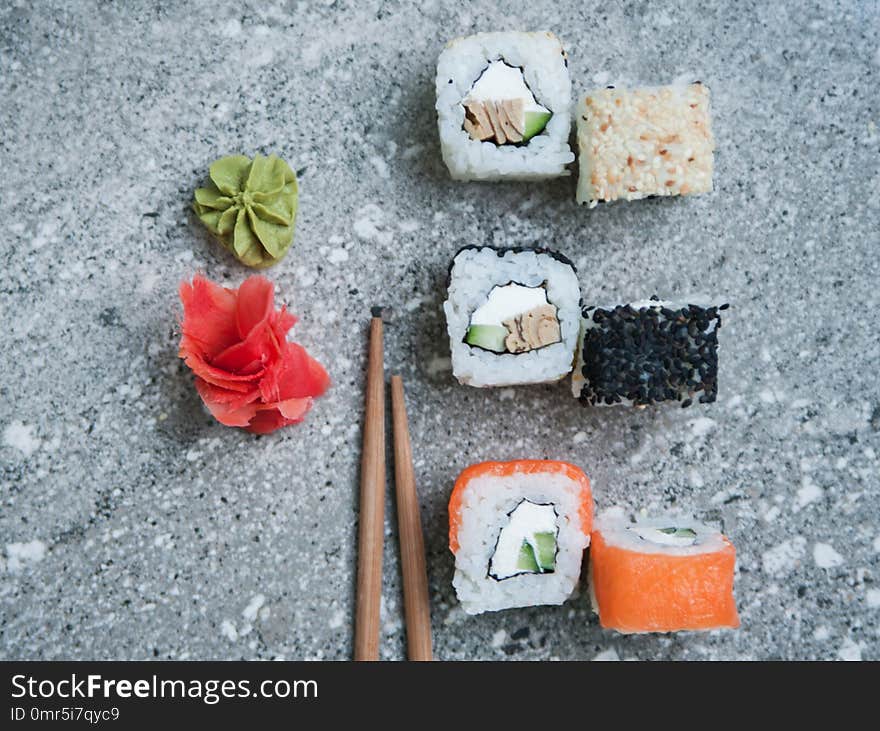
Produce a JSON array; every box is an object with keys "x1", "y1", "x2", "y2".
[{"x1": 1, "y1": 0, "x2": 878, "y2": 661}]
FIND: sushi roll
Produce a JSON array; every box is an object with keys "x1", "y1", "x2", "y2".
[
  {"x1": 572, "y1": 298, "x2": 726, "y2": 406},
  {"x1": 444, "y1": 246, "x2": 581, "y2": 387},
  {"x1": 449, "y1": 460, "x2": 593, "y2": 614},
  {"x1": 576, "y1": 82, "x2": 714, "y2": 207},
  {"x1": 590, "y1": 512, "x2": 740, "y2": 633},
  {"x1": 436, "y1": 31, "x2": 574, "y2": 180}
]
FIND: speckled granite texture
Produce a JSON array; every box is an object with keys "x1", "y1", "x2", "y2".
[{"x1": 1, "y1": 0, "x2": 878, "y2": 661}]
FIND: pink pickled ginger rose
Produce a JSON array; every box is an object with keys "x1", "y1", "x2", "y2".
[{"x1": 179, "y1": 274, "x2": 329, "y2": 434}]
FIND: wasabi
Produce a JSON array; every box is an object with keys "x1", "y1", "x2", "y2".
[{"x1": 193, "y1": 153, "x2": 298, "y2": 268}]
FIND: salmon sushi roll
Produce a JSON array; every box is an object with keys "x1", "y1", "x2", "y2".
[
  {"x1": 449, "y1": 460, "x2": 593, "y2": 614},
  {"x1": 590, "y1": 513, "x2": 739, "y2": 633}
]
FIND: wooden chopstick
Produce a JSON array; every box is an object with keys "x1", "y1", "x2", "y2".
[
  {"x1": 354, "y1": 314, "x2": 386, "y2": 661},
  {"x1": 390, "y1": 375, "x2": 433, "y2": 661}
]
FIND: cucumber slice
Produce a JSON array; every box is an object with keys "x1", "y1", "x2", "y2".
[
  {"x1": 658, "y1": 527, "x2": 698, "y2": 539},
  {"x1": 522, "y1": 110, "x2": 552, "y2": 142},
  {"x1": 465, "y1": 324, "x2": 508, "y2": 353},
  {"x1": 532, "y1": 532, "x2": 557, "y2": 571},
  {"x1": 516, "y1": 540, "x2": 539, "y2": 572}
]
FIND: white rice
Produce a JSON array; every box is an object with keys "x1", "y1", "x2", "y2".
[
  {"x1": 445, "y1": 247, "x2": 581, "y2": 387},
  {"x1": 593, "y1": 512, "x2": 728, "y2": 557},
  {"x1": 453, "y1": 470, "x2": 590, "y2": 614},
  {"x1": 436, "y1": 31, "x2": 574, "y2": 180}
]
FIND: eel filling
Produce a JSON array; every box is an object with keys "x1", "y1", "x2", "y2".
[
  {"x1": 461, "y1": 60, "x2": 552, "y2": 144},
  {"x1": 465, "y1": 282, "x2": 561, "y2": 354}
]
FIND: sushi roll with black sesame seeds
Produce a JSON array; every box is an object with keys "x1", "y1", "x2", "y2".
[
  {"x1": 444, "y1": 246, "x2": 581, "y2": 387},
  {"x1": 572, "y1": 298, "x2": 726, "y2": 407}
]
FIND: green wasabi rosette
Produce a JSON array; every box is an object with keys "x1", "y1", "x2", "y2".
[{"x1": 193, "y1": 153, "x2": 298, "y2": 268}]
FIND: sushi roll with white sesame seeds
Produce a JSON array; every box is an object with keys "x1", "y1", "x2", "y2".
[
  {"x1": 571, "y1": 298, "x2": 727, "y2": 407},
  {"x1": 436, "y1": 31, "x2": 574, "y2": 180},
  {"x1": 444, "y1": 246, "x2": 581, "y2": 387},
  {"x1": 576, "y1": 82, "x2": 715, "y2": 206}
]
